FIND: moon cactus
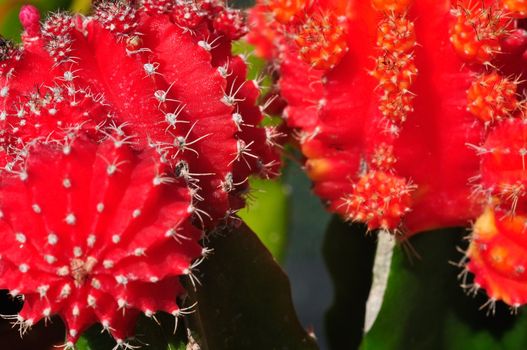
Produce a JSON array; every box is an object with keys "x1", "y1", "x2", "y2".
[
  {"x1": 249, "y1": 0, "x2": 527, "y2": 308},
  {"x1": 0, "y1": 0, "x2": 280, "y2": 346}
]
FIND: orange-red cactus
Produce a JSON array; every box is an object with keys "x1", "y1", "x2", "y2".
[
  {"x1": 249, "y1": 0, "x2": 527, "y2": 231},
  {"x1": 250, "y1": 0, "x2": 488, "y2": 232},
  {"x1": 467, "y1": 208, "x2": 527, "y2": 308},
  {"x1": 249, "y1": 0, "x2": 527, "y2": 306}
]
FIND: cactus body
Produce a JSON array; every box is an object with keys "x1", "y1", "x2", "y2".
[
  {"x1": 249, "y1": 0, "x2": 527, "y2": 307},
  {"x1": 0, "y1": 135, "x2": 201, "y2": 346},
  {"x1": 0, "y1": 0, "x2": 280, "y2": 344}
]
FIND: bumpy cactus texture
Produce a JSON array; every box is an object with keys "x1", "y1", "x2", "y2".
[
  {"x1": 249, "y1": 0, "x2": 527, "y2": 308},
  {"x1": 0, "y1": 0, "x2": 279, "y2": 346}
]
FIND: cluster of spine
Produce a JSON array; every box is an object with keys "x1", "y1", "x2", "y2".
[
  {"x1": 293, "y1": 12, "x2": 348, "y2": 70},
  {"x1": 466, "y1": 72, "x2": 520, "y2": 124},
  {"x1": 372, "y1": 11, "x2": 416, "y2": 123},
  {"x1": 349, "y1": 2, "x2": 417, "y2": 232},
  {"x1": 252, "y1": 0, "x2": 348, "y2": 70},
  {"x1": 450, "y1": 2, "x2": 509, "y2": 64},
  {"x1": 0, "y1": 0, "x2": 279, "y2": 346}
]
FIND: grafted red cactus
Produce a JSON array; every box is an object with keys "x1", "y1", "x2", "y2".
[
  {"x1": 249, "y1": 0, "x2": 527, "y2": 307},
  {"x1": 0, "y1": 0, "x2": 280, "y2": 345},
  {"x1": 0, "y1": 135, "x2": 202, "y2": 347}
]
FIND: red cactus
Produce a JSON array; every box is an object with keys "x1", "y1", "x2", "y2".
[
  {"x1": 0, "y1": 0, "x2": 280, "y2": 345},
  {"x1": 0, "y1": 135, "x2": 202, "y2": 347},
  {"x1": 249, "y1": 0, "x2": 527, "y2": 307}
]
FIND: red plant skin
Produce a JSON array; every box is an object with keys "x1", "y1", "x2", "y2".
[
  {"x1": 0, "y1": 0, "x2": 280, "y2": 346},
  {"x1": 250, "y1": 0, "x2": 527, "y2": 307}
]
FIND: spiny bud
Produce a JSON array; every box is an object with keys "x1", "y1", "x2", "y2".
[
  {"x1": 293, "y1": 12, "x2": 348, "y2": 70},
  {"x1": 340, "y1": 170, "x2": 414, "y2": 231},
  {"x1": 19, "y1": 5, "x2": 41, "y2": 37},
  {"x1": 467, "y1": 72, "x2": 519, "y2": 124},
  {"x1": 449, "y1": 1, "x2": 510, "y2": 64}
]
